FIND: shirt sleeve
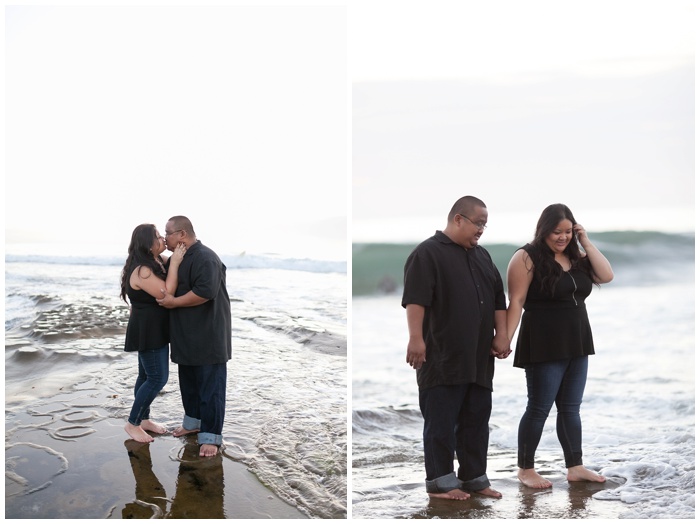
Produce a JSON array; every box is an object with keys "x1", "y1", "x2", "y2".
[
  {"x1": 190, "y1": 254, "x2": 221, "y2": 300},
  {"x1": 401, "y1": 247, "x2": 435, "y2": 308}
]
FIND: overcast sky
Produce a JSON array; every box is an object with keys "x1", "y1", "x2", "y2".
[
  {"x1": 350, "y1": 0, "x2": 695, "y2": 243},
  {"x1": 4, "y1": 1, "x2": 695, "y2": 255},
  {"x1": 5, "y1": 3, "x2": 347, "y2": 260}
]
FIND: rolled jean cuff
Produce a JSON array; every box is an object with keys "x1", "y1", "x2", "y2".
[
  {"x1": 426, "y1": 472, "x2": 462, "y2": 493},
  {"x1": 460, "y1": 473, "x2": 490, "y2": 492},
  {"x1": 197, "y1": 432, "x2": 223, "y2": 446},
  {"x1": 182, "y1": 415, "x2": 201, "y2": 431}
]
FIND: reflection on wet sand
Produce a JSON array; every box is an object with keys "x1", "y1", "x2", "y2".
[
  {"x1": 5, "y1": 380, "x2": 308, "y2": 520},
  {"x1": 121, "y1": 439, "x2": 225, "y2": 519}
]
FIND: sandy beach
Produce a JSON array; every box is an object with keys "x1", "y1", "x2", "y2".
[
  {"x1": 5, "y1": 373, "x2": 308, "y2": 519},
  {"x1": 368, "y1": 450, "x2": 625, "y2": 520}
]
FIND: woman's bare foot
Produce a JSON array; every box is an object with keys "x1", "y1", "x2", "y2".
[
  {"x1": 199, "y1": 444, "x2": 219, "y2": 457},
  {"x1": 428, "y1": 489, "x2": 470, "y2": 500},
  {"x1": 475, "y1": 486, "x2": 502, "y2": 498},
  {"x1": 172, "y1": 426, "x2": 200, "y2": 437},
  {"x1": 567, "y1": 465, "x2": 606, "y2": 483},
  {"x1": 518, "y1": 468, "x2": 553, "y2": 489},
  {"x1": 140, "y1": 419, "x2": 167, "y2": 434},
  {"x1": 124, "y1": 422, "x2": 154, "y2": 443}
]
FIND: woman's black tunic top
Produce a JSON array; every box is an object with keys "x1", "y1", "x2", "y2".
[
  {"x1": 513, "y1": 244, "x2": 595, "y2": 368},
  {"x1": 124, "y1": 267, "x2": 169, "y2": 352}
]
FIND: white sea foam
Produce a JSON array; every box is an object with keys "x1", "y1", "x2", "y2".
[{"x1": 352, "y1": 259, "x2": 694, "y2": 519}]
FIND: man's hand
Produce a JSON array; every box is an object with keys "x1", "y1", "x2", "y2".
[
  {"x1": 406, "y1": 336, "x2": 427, "y2": 370},
  {"x1": 490, "y1": 332, "x2": 512, "y2": 359},
  {"x1": 156, "y1": 289, "x2": 177, "y2": 309}
]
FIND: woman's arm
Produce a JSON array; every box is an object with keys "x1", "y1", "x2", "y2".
[
  {"x1": 163, "y1": 243, "x2": 187, "y2": 295},
  {"x1": 130, "y1": 244, "x2": 187, "y2": 299},
  {"x1": 506, "y1": 249, "x2": 534, "y2": 343},
  {"x1": 574, "y1": 225, "x2": 614, "y2": 284}
]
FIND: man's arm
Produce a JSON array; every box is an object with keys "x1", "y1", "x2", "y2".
[
  {"x1": 157, "y1": 289, "x2": 209, "y2": 309},
  {"x1": 490, "y1": 309, "x2": 512, "y2": 359},
  {"x1": 406, "y1": 304, "x2": 427, "y2": 369}
]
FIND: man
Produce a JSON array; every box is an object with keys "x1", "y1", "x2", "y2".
[
  {"x1": 402, "y1": 196, "x2": 510, "y2": 500},
  {"x1": 157, "y1": 216, "x2": 232, "y2": 457}
]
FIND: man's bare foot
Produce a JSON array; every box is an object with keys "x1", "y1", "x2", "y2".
[
  {"x1": 475, "y1": 486, "x2": 502, "y2": 498},
  {"x1": 140, "y1": 419, "x2": 168, "y2": 434},
  {"x1": 125, "y1": 422, "x2": 154, "y2": 443},
  {"x1": 428, "y1": 489, "x2": 470, "y2": 500},
  {"x1": 567, "y1": 465, "x2": 606, "y2": 483},
  {"x1": 199, "y1": 444, "x2": 219, "y2": 457},
  {"x1": 518, "y1": 468, "x2": 553, "y2": 489},
  {"x1": 172, "y1": 426, "x2": 200, "y2": 437}
]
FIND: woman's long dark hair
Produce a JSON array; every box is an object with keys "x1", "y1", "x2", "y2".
[
  {"x1": 120, "y1": 224, "x2": 166, "y2": 303},
  {"x1": 529, "y1": 203, "x2": 596, "y2": 296}
]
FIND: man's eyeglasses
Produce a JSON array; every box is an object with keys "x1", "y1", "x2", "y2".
[
  {"x1": 164, "y1": 229, "x2": 183, "y2": 237},
  {"x1": 459, "y1": 214, "x2": 487, "y2": 230}
]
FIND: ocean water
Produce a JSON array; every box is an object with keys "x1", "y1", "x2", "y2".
[
  {"x1": 5, "y1": 243, "x2": 347, "y2": 519},
  {"x1": 352, "y1": 231, "x2": 695, "y2": 519}
]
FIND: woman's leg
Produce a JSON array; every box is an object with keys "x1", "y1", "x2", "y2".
[
  {"x1": 517, "y1": 360, "x2": 567, "y2": 487},
  {"x1": 555, "y1": 356, "x2": 605, "y2": 482},
  {"x1": 554, "y1": 356, "x2": 587, "y2": 467},
  {"x1": 126, "y1": 345, "x2": 169, "y2": 441}
]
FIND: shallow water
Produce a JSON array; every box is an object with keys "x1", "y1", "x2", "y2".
[
  {"x1": 5, "y1": 256, "x2": 347, "y2": 519},
  {"x1": 352, "y1": 267, "x2": 695, "y2": 519}
]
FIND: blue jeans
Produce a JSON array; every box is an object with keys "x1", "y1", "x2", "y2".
[
  {"x1": 518, "y1": 356, "x2": 588, "y2": 469},
  {"x1": 128, "y1": 345, "x2": 170, "y2": 426},
  {"x1": 418, "y1": 383, "x2": 492, "y2": 492},
  {"x1": 178, "y1": 363, "x2": 227, "y2": 446}
]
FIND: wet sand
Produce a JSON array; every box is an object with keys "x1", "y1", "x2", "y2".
[
  {"x1": 5, "y1": 378, "x2": 307, "y2": 519},
  {"x1": 359, "y1": 450, "x2": 626, "y2": 519}
]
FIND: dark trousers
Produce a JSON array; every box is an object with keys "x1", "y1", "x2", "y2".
[
  {"x1": 518, "y1": 356, "x2": 588, "y2": 469},
  {"x1": 419, "y1": 383, "x2": 492, "y2": 486},
  {"x1": 128, "y1": 345, "x2": 169, "y2": 426},
  {"x1": 178, "y1": 363, "x2": 227, "y2": 446}
]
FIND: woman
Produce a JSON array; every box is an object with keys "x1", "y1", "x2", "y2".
[
  {"x1": 120, "y1": 224, "x2": 186, "y2": 443},
  {"x1": 505, "y1": 204, "x2": 614, "y2": 489}
]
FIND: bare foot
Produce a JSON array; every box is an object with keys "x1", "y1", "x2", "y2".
[
  {"x1": 140, "y1": 419, "x2": 167, "y2": 434},
  {"x1": 428, "y1": 489, "x2": 470, "y2": 500},
  {"x1": 567, "y1": 465, "x2": 606, "y2": 483},
  {"x1": 125, "y1": 422, "x2": 155, "y2": 443},
  {"x1": 172, "y1": 426, "x2": 200, "y2": 437},
  {"x1": 199, "y1": 444, "x2": 219, "y2": 457},
  {"x1": 518, "y1": 468, "x2": 553, "y2": 489},
  {"x1": 475, "y1": 486, "x2": 502, "y2": 498}
]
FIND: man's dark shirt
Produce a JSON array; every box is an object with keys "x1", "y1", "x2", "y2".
[
  {"x1": 166, "y1": 240, "x2": 232, "y2": 366},
  {"x1": 401, "y1": 231, "x2": 506, "y2": 391}
]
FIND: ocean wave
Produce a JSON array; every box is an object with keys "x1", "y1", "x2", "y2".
[
  {"x1": 5, "y1": 252, "x2": 347, "y2": 274},
  {"x1": 353, "y1": 230, "x2": 694, "y2": 295}
]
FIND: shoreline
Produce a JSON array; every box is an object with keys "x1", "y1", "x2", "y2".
[{"x1": 5, "y1": 372, "x2": 308, "y2": 519}]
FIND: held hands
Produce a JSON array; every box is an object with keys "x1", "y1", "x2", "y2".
[
  {"x1": 490, "y1": 333, "x2": 512, "y2": 360},
  {"x1": 406, "y1": 337, "x2": 427, "y2": 370}
]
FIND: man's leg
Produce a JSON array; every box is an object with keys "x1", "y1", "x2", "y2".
[
  {"x1": 196, "y1": 362, "x2": 227, "y2": 456},
  {"x1": 173, "y1": 364, "x2": 202, "y2": 437},
  {"x1": 456, "y1": 384, "x2": 501, "y2": 497},
  {"x1": 419, "y1": 384, "x2": 471, "y2": 499}
]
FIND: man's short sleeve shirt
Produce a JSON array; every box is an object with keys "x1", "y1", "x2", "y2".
[
  {"x1": 168, "y1": 241, "x2": 232, "y2": 366},
  {"x1": 401, "y1": 231, "x2": 506, "y2": 390}
]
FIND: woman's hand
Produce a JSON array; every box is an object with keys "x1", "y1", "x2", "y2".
[
  {"x1": 573, "y1": 223, "x2": 590, "y2": 246},
  {"x1": 170, "y1": 242, "x2": 187, "y2": 265}
]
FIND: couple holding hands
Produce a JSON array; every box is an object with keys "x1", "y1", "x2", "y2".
[{"x1": 403, "y1": 196, "x2": 614, "y2": 499}]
